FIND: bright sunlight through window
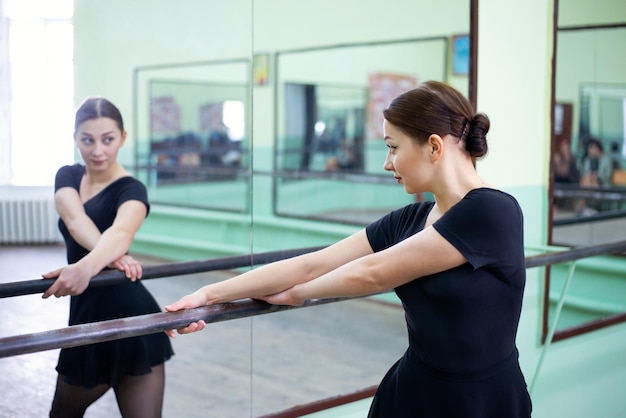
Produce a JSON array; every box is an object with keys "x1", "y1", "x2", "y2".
[{"x1": 5, "y1": 0, "x2": 74, "y2": 185}]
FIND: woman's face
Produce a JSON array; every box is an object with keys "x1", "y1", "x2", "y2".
[
  {"x1": 74, "y1": 117, "x2": 126, "y2": 172},
  {"x1": 588, "y1": 143, "x2": 601, "y2": 158},
  {"x1": 383, "y1": 119, "x2": 432, "y2": 194}
]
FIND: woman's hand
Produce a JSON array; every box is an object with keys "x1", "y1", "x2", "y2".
[
  {"x1": 108, "y1": 254, "x2": 143, "y2": 281},
  {"x1": 164, "y1": 319, "x2": 207, "y2": 338},
  {"x1": 41, "y1": 263, "x2": 92, "y2": 299},
  {"x1": 164, "y1": 290, "x2": 210, "y2": 338}
]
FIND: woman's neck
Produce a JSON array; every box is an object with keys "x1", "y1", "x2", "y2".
[{"x1": 432, "y1": 167, "x2": 486, "y2": 213}]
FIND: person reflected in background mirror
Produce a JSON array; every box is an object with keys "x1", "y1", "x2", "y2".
[
  {"x1": 580, "y1": 138, "x2": 613, "y2": 187},
  {"x1": 553, "y1": 139, "x2": 579, "y2": 185},
  {"x1": 165, "y1": 81, "x2": 532, "y2": 418},
  {"x1": 609, "y1": 141, "x2": 622, "y2": 172},
  {"x1": 577, "y1": 137, "x2": 614, "y2": 215},
  {"x1": 552, "y1": 139, "x2": 579, "y2": 211},
  {"x1": 325, "y1": 138, "x2": 356, "y2": 172},
  {"x1": 42, "y1": 97, "x2": 173, "y2": 418}
]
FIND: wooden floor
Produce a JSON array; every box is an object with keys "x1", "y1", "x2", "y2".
[{"x1": 0, "y1": 245, "x2": 408, "y2": 418}]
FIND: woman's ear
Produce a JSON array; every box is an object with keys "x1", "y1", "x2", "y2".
[{"x1": 428, "y1": 134, "x2": 444, "y2": 162}]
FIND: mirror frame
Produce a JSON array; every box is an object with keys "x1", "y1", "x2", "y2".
[
  {"x1": 132, "y1": 58, "x2": 252, "y2": 213},
  {"x1": 545, "y1": 1, "x2": 626, "y2": 342}
]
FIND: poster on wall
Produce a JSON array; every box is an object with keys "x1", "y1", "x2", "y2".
[
  {"x1": 200, "y1": 102, "x2": 225, "y2": 133},
  {"x1": 451, "y1": 34, "x2": 470, "y2": 75},
  {"x1": 253, "y1": 53, "x2": 270, "y2": 86},
  {"x1": 366, "y1": 73, "x2": 418, "y2": 140},
  {"x1": 150, "y1": 96, "x2": 180, "y2": 134}
]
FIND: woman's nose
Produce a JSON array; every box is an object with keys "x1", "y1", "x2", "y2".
[
  {"x1": 383, "y1": 154, "x2": 393, "y2": 171},
  {"x1": 92, "y1": 142, "x2": 104, "y2": 154}
]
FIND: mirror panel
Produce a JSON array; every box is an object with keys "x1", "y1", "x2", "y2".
[
  {"x1": 249, "y1": 1, "x2": 472, "y2": 415},
  {"x1": 548, "y1": 0, "x2": 626, "y2": 340}
]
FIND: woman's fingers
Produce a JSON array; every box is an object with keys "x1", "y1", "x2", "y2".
[{"x1": 165, "y1": 320, "x2": 207, "y2": 338}]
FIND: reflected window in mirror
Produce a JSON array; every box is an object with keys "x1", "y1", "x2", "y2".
[{"x1": 282, "y1": 83, "x2": 366, "y2": 173}]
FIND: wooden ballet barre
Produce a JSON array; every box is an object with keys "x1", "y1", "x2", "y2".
[
  {"x1": 0, "y1": 246, "x2": 326, "y2": 299},
  {"x1": 0, "y1": 297, "x2": 350, "y2": 359},
  {"x1": 524, "y1": 240, "x2": 626, "y2": 268}
]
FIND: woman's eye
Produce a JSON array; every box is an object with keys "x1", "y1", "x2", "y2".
[
  {"x1": 104, "y1": 136, "x2": 114, "y2": 144},
  {"x1": 82, "y1": 137, "x2": 94, "y2": 145}
]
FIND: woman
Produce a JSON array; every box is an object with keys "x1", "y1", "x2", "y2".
[
  {"x1": 580, "y1": 138, "x2": 613, "y2": 188},
  {"x1": 42, "y1": 97, "x2": 173, "y2": 418},
  {"x1": 165, "y1": 81, "x2": 532, "y2": 417},
  {"x1": 553, "y1": 139, "x2": 579, "y2": 184}
]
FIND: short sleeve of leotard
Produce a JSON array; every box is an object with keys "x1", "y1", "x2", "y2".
[
  {"x1": 432, "y1": 188, "x2": 524, "y2": 272},
  {"x1": 114, "y1": 177, "x2": 150, "y2": 216},
  {"x1": 366, "y1": 202, "x2": 435, "y2": 253},
  {"x1": 54, "y1": 164, "x2": 84, "y2": 192}
]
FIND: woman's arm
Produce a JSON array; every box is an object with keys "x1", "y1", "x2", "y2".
[
  {"x1": 55, "y1": 187, "x2": 101, "y2": 250},
  {"x1": 55, "y1": 187, "x2": 144, "y2": 275},
  {"x1": 42, "y1": 200, "x2": 147, "y2": 298},
  {"x1": 166, "y1": 226, "x2": 467, "y2": 336},
  {"x1": 283, "y1": 226, "x2": 466, "y2": 304},
  {"x1": 165, "y1": 229, "x2": 373, "y2": 310}
]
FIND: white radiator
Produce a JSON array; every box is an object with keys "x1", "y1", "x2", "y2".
[{"x1": 0, "y1": 187, "x2": 62, "y2": 244}]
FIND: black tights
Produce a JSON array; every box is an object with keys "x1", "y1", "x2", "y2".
[{"x1": 49, "y1": 364, "x2": 165, "y2": 418}]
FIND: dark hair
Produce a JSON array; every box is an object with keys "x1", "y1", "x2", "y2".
[
  {"x1": 74, "y1": 97, "x2": 124, "y2": 132},
  {"x1": 383, "y1": 80, "x2": 490, "y2": 160},
  {"x1": 587, "y1": 137, "x2": 603, "y2": 153}
]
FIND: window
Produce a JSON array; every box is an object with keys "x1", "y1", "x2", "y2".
[{"x1": 3, "y1": 0, "x2": 73, "y2": 185}]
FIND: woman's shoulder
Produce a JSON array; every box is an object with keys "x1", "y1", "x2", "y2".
[
  {"x1": 56, "y1": 163, "x2": 85, "y2": 176},
  {"x1": 108, "y1": 176, "x2": 149, "y2": 205},
  {"x1": 466, "y1": 187, "x2": 518, "y2": 202},
  {"x1": 370, "y1": 201, "x2": 434, "y2": 227},
  {"x1": 54, "y1": 164, "x2": 85, "y2": 190},
  {"x1": 114, "y1": 175, "x2": 144, "y2": 187},
  {"x1": 462, "y1": 187, "x2": 523, "y2": 218},
  {"x1": 395, "y1": 200, "x2": 436, "y2": 217}
]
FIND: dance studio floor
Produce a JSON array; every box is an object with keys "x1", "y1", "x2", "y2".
[{"x1": 0, "y1": 244, "x2": 408, "y2": 418}]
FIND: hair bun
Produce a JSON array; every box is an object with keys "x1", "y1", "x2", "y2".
[{"x1": 465, "y1": 113, "x2": 490, "y2": 159}]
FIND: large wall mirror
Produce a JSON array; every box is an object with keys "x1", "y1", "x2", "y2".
[
  {"x1": 248, "y1": 1, "x2": 474, "y2": 415},
  {"x1": 133, "y1": 60, "x2": 251, "y2": 212},
  {"x1": 274, "y1": 36, "x2": 471, "y2": 224},
  {"x1": 547, "y1": 0, "x2": 626, "y2": 341}
]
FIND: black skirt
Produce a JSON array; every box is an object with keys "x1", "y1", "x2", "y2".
[
  {"x1": 367, "y1": 348, "x2": 532, "y2": 418},
  {"x1": 56, "y1": 281, "x2": 174, "y2": 388}
]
